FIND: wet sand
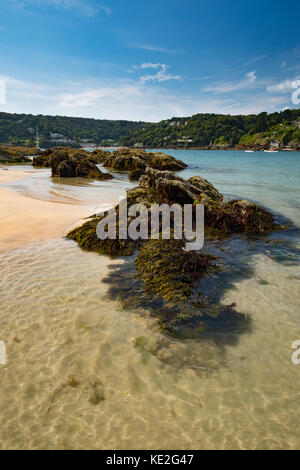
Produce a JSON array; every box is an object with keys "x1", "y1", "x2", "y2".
[{"x1": 0, "y1": 169, "x2": 92, "y2": 251}]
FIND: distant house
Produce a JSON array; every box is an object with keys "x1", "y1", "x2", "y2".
[
  {"x1": 134, "y1": 143, "x2": 144, "y2": 148},
  {"x1": 50, "y1": 132, "x2": 65, "y2": 139}
]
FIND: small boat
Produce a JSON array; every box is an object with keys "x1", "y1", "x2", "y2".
[
  {"x1": 245, "y1": 150, "x2": 255, "y2": 153},
  {"x1": 264, "y1": 149, "x2": 278, "y2": 153}
]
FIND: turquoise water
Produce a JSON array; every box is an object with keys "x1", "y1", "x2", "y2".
[{"x1": 160, "y1": 149, "x2": 300, "y2": 228}]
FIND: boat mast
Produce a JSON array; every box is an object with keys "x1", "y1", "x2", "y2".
[{"x1": 35, "y1": 126, "x2": 40, "y2": 148}]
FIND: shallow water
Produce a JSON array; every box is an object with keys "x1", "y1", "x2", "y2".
[{"x1": 0, "y1": 151, "x2": 299, "y2": 449}]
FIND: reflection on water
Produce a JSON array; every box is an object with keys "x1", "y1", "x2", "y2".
[
  {"x1": 2, "y1": 164, "x2": 136, "y2": 211},
  {"x1": 0, "y1": 151, "x2": 300, "y2": 449}
]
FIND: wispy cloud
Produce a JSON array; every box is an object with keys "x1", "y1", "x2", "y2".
[
  {"x1": 130, "y1": 44, "x2": 179, "y2": 54},
  {"x1": 242, "y1": 55, "x2": 266, "y2": 66},
  {"x1": 203, "y1": 71, "x2": 258, "y2": 94},
  {"x1": 10, "y1": 0, "x2": 111, "y2": 17},
  {"x1": 131, "y1": 63, "x2": 181, "y2": 84},
  {"x1": 0, "y1": 26, "x2": 6, "y2": 31}
]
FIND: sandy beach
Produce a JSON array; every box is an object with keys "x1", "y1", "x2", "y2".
[{"x1": 0, "y1": 168, "x2": 92, "y2": 251}]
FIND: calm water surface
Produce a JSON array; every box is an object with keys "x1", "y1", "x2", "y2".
[{"x1": 0, "y1": 150, "x2": 299, "y2": 449}]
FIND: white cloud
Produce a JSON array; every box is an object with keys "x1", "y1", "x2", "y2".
[
  {"x1": 0, "y1": 73, "x2": 292, "y2": 123},
  {"x1": 203, "y1": 71, "x2": 258, "y2": 93},
  {"x1": 267, "y1": 79, "x2": 295, "y2": 92},
  {"x1": 133, "y1": 63, "x2": 162, "y2": 70},
  {"x1": 129, "y1": 63, "x2": 181, "y2": 84},
  {"x1": 280, "y1": 61, "x2": 287, "y2": 69},
  {"x1": 246, "y1": 71, "x2": 257, "y2": 83},
  {"x1": 139, "y1": 64, "x2": 181, "y2": 84}
]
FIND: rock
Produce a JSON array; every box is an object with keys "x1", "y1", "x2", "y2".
[
  {"x1": 32, "y1": 155, "x2": 51, "y2": 167},
  {"x1": 74, "y1": 160, "x2": 113, "y2": 179},
  {"x1": 88, "y1": 378, "x2": 105, "y2": 405},
  {"x1": 102, "y1": 147, "x2": 187, "y2": 176},
  {"x1": 57, "y1": 160, "x2": 75, "y2": 177},
  {"x1": 204, "y1": 199, "x2": 276, "y2": 234},
  {"x1": 129, "y1": 168, "x2": 145, "y2": 181},
  {"x1": 138, "y1": 167, "x2": 223, "y2": 205},
  {"x1": 91, "y1": 149, "x2": 111, "y2": 162},
  {"x1": 188, "y1": 176, "x2": 223, "y2": 202},
  {"x1": 68, "y1": 167, "x2": 277, "y2": 258},
  {"x1": 135, "y1": 239, "x2": 217, "y2": 303},
  {"x1": 47, "y1": 148, "x2": 113, "y2": 180},
  {"x1": 67, "y1": 208, "x2": 141, "y2": 256},
  {"x1": 0, "y1": 145, "x2": 41, "y2": 163},
  {"x1": 66, "y1": 167, "x2": 278, "y2": 340},
  {"x1": 136, "y1": 168, "x2": 275, "y2": 234},
  {"x1": 101, "y1": 239, "x2": 249, "y2": 340}
]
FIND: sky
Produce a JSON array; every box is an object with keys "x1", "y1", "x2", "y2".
[{"x1": 0, "y1": 0, "x2": 299, "y2": 122}]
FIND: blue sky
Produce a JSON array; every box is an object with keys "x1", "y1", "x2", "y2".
[{"x1": 0, "y1": 0, "x2": 299, "y2": 121}]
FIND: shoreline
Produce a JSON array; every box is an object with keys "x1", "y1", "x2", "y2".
[
  {"x1": 0, "y1": 168, "x2": 93, "y2": 251},
  {"x1": 136, "y1": 147, "x2": 300, "y2": 152}
]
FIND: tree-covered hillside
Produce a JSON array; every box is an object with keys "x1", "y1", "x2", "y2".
[
  {"x1": 1, "y1": 109, "x2": 300, "y2": 150},
  {"x1": 0, "y1": 112, "x2": 149, "y2": 148},
  {"x1": 119, "y1": 109, "x2": 300, "y2": 149}
]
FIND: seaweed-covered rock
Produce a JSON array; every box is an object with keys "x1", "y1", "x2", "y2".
[
  {"x1": 102, "y1": 239, "x2": 250, "y2": 339},
  {"x1": 136, "y1": 168, "x2": 276, "y2": 234},
  {"x1": 188, "y1": 176, "x2": 223, "y2": 202},
  {"x1": 49, "y1": 150, "x2": 113, "y2": 180},
  {"x1": 91, "y1": 149, "x2": 111, "y2": 163},
  {"x1": 204, "y1": 198, "x2": 276, "y2": 234},
  {"x1": 74, "y1": 159, "x2": 111, "y2": 179},
  {"x1": 102, "y1": 147, "x2": 187, "y2": 178},
  {"x1": 32, "y1": 147, "x2": 111, "y2": 171},
  {"x1": 135, "y1": 239, "x2": 216, "y2": 303},
  {"x1": 57, "y1": 160, "x2": 75, "y2": 177},
  {"x1": 32, "y1": 154, "x2": 51, "y2": 167},
  {"x1": 138, "y1": 167, "x2": 223, "y2": 205},
  {"x1": 66, "y1": 166, "x2": 279, "y2": 340},
  {"x1": 67, "y1": 209, "x2": 141, "y2": 256},
  {"x1": 0, "y1": 145, "x2": 41, "y2": 163},
  {"x1": 129, "y1": 168, "x2": 145, "y2": 181}
]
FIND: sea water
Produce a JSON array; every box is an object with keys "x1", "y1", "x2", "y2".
[{"x1": 0, "y1": 150, "x2": 299, "y2": 449}]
